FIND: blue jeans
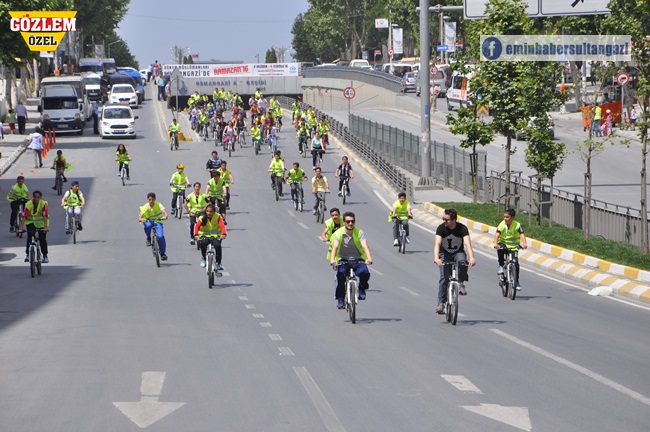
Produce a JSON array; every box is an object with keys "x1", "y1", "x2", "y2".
[
  {"x1": 143, "y1": 221, "x2": 166, "y2": 254},
  {"x1": 437, "y1": 251, "x2": 468, "y2": 304},
  {"x1": 336, "y1": 261, "x2": 370, "y2": 299}
]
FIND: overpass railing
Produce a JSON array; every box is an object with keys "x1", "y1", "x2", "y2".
[
  {"x1": 279, "y1": 96, "x2": 414, "y2": 200},
  {"x1": 303, "y1": 66, "x2": 403, "y2": 93}
]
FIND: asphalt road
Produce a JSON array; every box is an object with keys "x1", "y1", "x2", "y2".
[
  {"x1": 332, "y1": 91, "x2": 646, "y2": 210},
  {"x1": 0, "y1": 91, "x2": 649, "y2": 431}
]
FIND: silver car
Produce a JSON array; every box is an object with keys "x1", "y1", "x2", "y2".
[{"x1": 401, "y1": 72, "x2": 417, "y2": 93}]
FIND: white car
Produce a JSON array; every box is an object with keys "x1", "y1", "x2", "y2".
[
  {"x1": 108, "y1": 84, "x2": 138, "y2": 108},
  {"x1": 139, "y1": 69, "x2": 148, "y2": 82},
  {"x1": 100, "y1": 104, "x2": 138, "y2": 139}
]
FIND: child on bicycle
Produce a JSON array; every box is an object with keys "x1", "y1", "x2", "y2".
[
  {"x1": 493, "y1": 208, "x2": 527, "y2": 290},
  {"x1": 193, "y1": 203, "x2": 227, "y2": 269},
  {"x1": 51, "y1": 149, "x2": 68, "y2": 189},
  {"x1": 115, "y1": 144, "x2": 132, "y2": 179},
  {"x1": 390, "y1": 192, "x2": 413, "y2": 246}
]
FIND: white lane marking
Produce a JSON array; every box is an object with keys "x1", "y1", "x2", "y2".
[
  {"x1": 458, "y1": 313, "x2": 467, "y2": 317},
  {"x1": 220, "y1": 272, "x2": 231, "y2": 277},
  {"x1": 113, "y1": 371, "x2": 185, "y2": 428},
  {"x1": 294, "y1": 366, "x2": 348, "y2": 432},
  {"x1": 278, "y1": 347, "x2": 295, "y2": 356},
  {"x1": 441, "y1": 375, "x2": 483, "y2": 394},
  {"x1": 399, "y1": 286, "x2": 420, "y2": 297},
  {"x1": 269, "y1": 334, "x2": 282, "y2": 341},
  {"x1": 245, "y1": 304, "x2": 255, "y2": 309},
  {"x1": 288, "y1": 210, "x2": 296, "y2": 218},
  {"x1": 238, "y1": 296, "x2": 249, "y2": 301},
  {"x1": 370, "y1": 267, "x2": 384, "y2": 276},
  {"x1": 260, "y1": 322, "x2": 272, "y2": 328},
  {"x1": 461, "y1": 404, "x2": 531, "y2": 431},
  {"x1": 253, "y1": 314, "x2": 264, "y2": 318},
  {"x1": 298, "y1": 222, "x2": 310, "y2": 230},
  {"x1": 373, "y1": 190, "x2": 437, "y2": 235},
  {"x1": 490, "y1": 328, "x2": 650, "y2": 407}
]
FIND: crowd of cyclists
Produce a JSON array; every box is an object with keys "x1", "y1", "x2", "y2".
[{"x1": 6, "y1": 84, "x2": 528, "y2": 315}]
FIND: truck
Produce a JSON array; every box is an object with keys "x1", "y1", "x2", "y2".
[
  {"x1": 38, "y1": 85, "x2": 84, "y2": 134},
  {"x1": 81, "y1": 72, "x2": 102, "y2": 102},
  {"x1": 446, "y1": 70, "x2": 474, "y2": 111},
  {"x1": 101, "y1": 58, "x2": 117, "y2": 76},
  {"x1": 79, "y1": 58, "x2": 104, "y2": 75},
  {"x1": 41, "y1": 75, "x2": 92, "y2": 123}
]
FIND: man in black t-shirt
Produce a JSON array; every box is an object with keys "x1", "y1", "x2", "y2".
[{"x1": 433, "y1": 208, "x2": 476, "y2": 314}]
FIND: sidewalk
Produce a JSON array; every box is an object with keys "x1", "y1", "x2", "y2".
[{"x1": 0, "y1": 98, "x2": 41, "y2": 176}]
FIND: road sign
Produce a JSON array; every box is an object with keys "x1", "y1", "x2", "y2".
[
  {"x1": 616, "y1": 72, "x2": 630, "y2": 86},
  {"x1": 437, "y1": 45, "x2": 449, "y2": 51},
  {"x1": 375, "y1": 18, "x2": 389, "y2": 28},
  {"x1": 465, "y1": 0, "x2": 610, "y2": 19},
  {"x1": 429, "y1": 65, "x2": 438, "y2": 77},
  {"x1": 388, "y1": 49, "x2": 394, "y2": 57},
  {"x1": 477, "y1": 104, "x2": 489, "y2": 117},
  {"x1": 343, "y1": 87, "x2": 356, "y2": 100}
]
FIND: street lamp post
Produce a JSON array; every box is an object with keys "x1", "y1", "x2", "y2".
[
  {"x1": 107, "y1": 40, "x2": 121, "y2": 58},
  {"x1": 256, "y1": 53, "x2": 260, "y2": 63}
]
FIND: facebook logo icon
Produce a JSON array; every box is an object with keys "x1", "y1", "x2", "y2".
[{"x1": 481, "y1": 36, "x2": 502, "y2": 60}]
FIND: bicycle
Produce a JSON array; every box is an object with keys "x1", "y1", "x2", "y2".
[
  {"x1": 67, "y1": 208, "x2": 80, "y2": 245},
  {"x1": 290, "y1": 182, "x2": 304, "y2": 212},
  {"x1": 272, "y1": 174, "x2": 284, "y2": 201},
  {"x1": 54, "y1": 168, "x2": 65, "y2": 196},
  {"x1": 171, "y1": 185, "x2": 188, "y2": 219},
  {"x1": 299, "y1": 135, "x2": 309, "y2": 157},
  {"x1": 441, "y1": 261, "x2": 467, "y2": 325},
  {"x1": 202, "y1": 237, "x2": 223, "y2": 288},
  {"x1": 336, "y1": 258, "x2": 365, "y2": 324},
  {"x1": 269, "y1": 134, "x2": 278, "y2": 154},
  {"x1": 224, "y1": 134, "x2": 235, "y2": 158},
  {"x1": 312, "y1": 149, "x2": 324, "y2": 169},
  {"x1": 119, "y1": 161, "x2": 130, "y2": 186},
  {"x1": 498, "y1": 246, "x2": 520, "y2": 300},
  {"x1": 11, "y1": 198, "x2": 27, "y2": 238},
  {"x1": 237, "y1": 128, "x2": 246, "y2": 147},
  {"x1": 314, "y1": 191, "x2": 328, "y2": 223},
  {"x1": 253, "y1": 138, "x2": 261, "y2": 155},
  {"x1": 339, "y1": 176, "x2": 350, "y2": 205},
  {"x1": 149, "y1": 220, "x2": 163, "y2": 268},
  {"x1": 24, "y1": 228, "x2": 45, "y2": 277},
  {"x1": 392, "y1": 216, "x2": 412, "y2": 254},
  {"x1": 170, "y1": 131, "x2": 179, "y2": 151}
]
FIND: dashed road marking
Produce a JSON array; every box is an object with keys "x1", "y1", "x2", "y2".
[
  {"x1": 269, "y1": 334, "x2": 282, "y2": 341},
  {"x1": 238, "y1": 296, "x2": 249, "y2": 301},
  {"x1": 260, "y1": 322, "x2": 272, "y2": 328},
  {"x1": 441, "y1": 375, "x2": 483, "y2": 394},
  {"x1": 298, "y1": 222, "x2": 310, "y2": 230},
  {"x1": 294, "y1": 367, "x2": 347, "y2": 432},
  {"x1": 370, "y1": 267, "x2": 384, "y2": 276},
  {"x1": 245, "y1": 304, "x2": 255, "y2": 309},
  {"x1": 252, "y1": 314, "x2": 264, "y2": 319},
  {"x1": 278, "y1": 347, "x2": 295, "y2": 356},
  {"x1": 399, "y1": 286, "x2": 420, "y2": 296}
]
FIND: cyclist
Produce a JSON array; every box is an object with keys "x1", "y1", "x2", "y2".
[
  {"x1": 291, "y1": 100, "x2": 300, "y2": 124},
  {"x1": 268, "y1": 151, "x2": 286, "y2": 196},
  {"x1": 390, "y1": 192, "x2": 413, "y2": 246},
  {"x1": 251, "y1": 124, "x2": 262, "y2": 149},
  {"x1": 268, "y1": 125, "x2": 278, "y2": 151},
  {"x1": 319, "y1": 116, "x2": 330, "y2": 148},
  {"x1": 169, "y1": 164, "x2": 190, "y2": 216},
  {"x1": 61, "y1": 181, "x2": 85, "y2": 234},
  {"x1": 215, "y1": 116, "x2": 227, "y2": 144},
  {"x1": 263, "y1": 112, "x2": 274, "y2": 140},
  {"x1": 199, "y1": 109, "x2": 210, "y2": 139},
  {"x1": 184, "y1": 182, "x2": 208, "y2": 245},
  {"x1": 311, "y1": 166, "x2": 330, "y2": 214},
  {"x1": 169, "y1": 118, "x2": 180, "y2": 148},
  {"x1": 115, "y1": 144, "x2": 132, "y2": 180},
  {"x1": 296, "y1": 120, "x2": 309, "y2": 154},
  {"x1": 206, "y1": 151, "x2": 223, "y2": 178},
  {"x1": 321, "y1": 208, "x2": 343, "y2": 261},
  {"x1": 493, "y1": 208, "x2": 528, "y2": 290},
  {"x1": 433, "y1": 208, "x2": 476, "y2": 314},
  {"x1": 222, "y1": 120, "x2": 236, "y2": 149},
  {"x1": 335, "y1": 156, "x2": 354, "y2": 197},
  {"x1": 7, "y1": 175, "x2": 28, "y2": 232},
  {"x1": 286, "y1": 162, "x2": 308, "y2": 204},
  {"x1": 235, "y1": 113, "x2": 246, "y2": 143},
  {"x1": 310, "y1": 132, "x2": 324, "y2": 169},
  {"x1": 138, "y1": 192, "x2": 169, "y2": 261},
  {"x1": 193, "y1": 204, "x2": 227, "y2": 269},
  {"x1": 218, "y1": 160, "x2": 234, "y2": 210},
  {"x1": 50, "y1": 150, "x2": 68, "y2": 190},
  {"x1": 205, "y1": 170, "x2": 228, "y2": 223},
  {"x1": 329, "y1": 211, "x2": 373, "y2": 309},
  {"x1": 274, "y1": 105, "x2": 283, "y2": 132},
  {"x1": 19, "y1": 190, "x2": 49, "y2": 263}
]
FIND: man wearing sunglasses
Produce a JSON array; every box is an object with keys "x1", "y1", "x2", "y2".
[
  {"x1": 433, "y1": 208, "x2": 476, "y2": 314},
  {"x1": 329, "y1": 212, "x2": 373, "y2": 309}
]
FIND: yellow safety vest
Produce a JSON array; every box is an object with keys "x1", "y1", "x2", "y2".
[
  {"x1": 25, "y1": 199, "x2": 48, "y2": 228},
  {"x1": 140, "y1": 202, "x2": 164, "y2": 222},
  {"x1": 64, "y1": 190, "x2": 83, "y2": 208},
  {"x1": 197, "y1": 215, "x2": 223, "y2": 238},
  {"x1": 186, "y1": 193, "x2": 208, "y2": 214},
  {"x1": 331, "y1": 227, "x2": 367, "y2": 261}
]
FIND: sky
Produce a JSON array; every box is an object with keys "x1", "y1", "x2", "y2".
[{"x1": 116, "y1": 0, "x2": 309, "y2": 68}]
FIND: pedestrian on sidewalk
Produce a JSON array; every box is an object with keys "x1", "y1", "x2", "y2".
[
  {"x1": 7, "y1": 109, "x2": 16, "y2": 134},
  {"x1": 15, "y1": 101, "x2": 28, "y2": 134},
  {"x1": 156, "y1": 73, "x2": 165, "y2": 101},
  {"x1": 431, "y1": 83, "x2": 441, "y2": 112},
  {"x1": 591, "y1": 104, "x2": 602, "y2": 137},
  {"x1": 27, "y1": 127, "x2": 44, "y2": 168},
  {"x1": 602, "y1": 109, "x2": 612, "y2": 136},
  {"x1": 92, "y1": 100, "x2": 100, "y2": 135}
]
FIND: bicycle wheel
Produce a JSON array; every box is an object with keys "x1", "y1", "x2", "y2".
[
  {"x1": 293, "y1": 189, "x2": 299, "y2": 211},
  {"x1": 121, "y1": 167, "x2": 126, "y2": 186},
  {"x1": 152, "y1": 235, "x2": 160, "y2": 268},
  {"x1": 71, "y1": 216, "x2": 77, "y2": 245},
  {"x1": 56, "y1": 176, "x2": 62, "y2": 196},
  {"x1": 298, "y1": 189, "x2": 304, "y2": 212},
  {"x1": 30, "y1": 246, "x2": 36, "y2": 278},
  {"x1": 317, "y1": 202, "x2": 325, "y2": 223},
  {"x1": 450, "y1": 282, "x2": 459, "y2": 325},
  {"x1": 36, "y1": 250, "x2": 42, "y2": 275},
  {"x1": 176, "y1": 195, "x2": 183, "y2": 219},
  {"x1": 207, "y1": 252, "x2": 214, "y2": 288},
  {"x1": 508, "y1": 264, "x2": 517, "y2": 300},
  {"x1": 399, "y1": 235, "x2": 406, "y2": 254},
  {"x1": 274, "y1": 178, "x2": 280, "y2": 201},
  {"x1": 342, "y1": 187, "x2": 346, "y2": 205},
  {"x1": 254, "y1": 141, "x2": 259, "y2": 155},
  {"x1": 499, "y1": 275, "x2": 508, "y2": 297},
  {"x1": 347, "y1": 280, "x2": 356, "y2": 324},
  {"x1": 228, "y1": 140, "x2": 232, "y2": 157}
]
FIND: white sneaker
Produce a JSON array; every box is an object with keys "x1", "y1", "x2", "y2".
[
  {"x1": 406, "y1": 237, "x2": 410, "y2": 244},
  {"x1": 497, "y1": 266, "x2": 504, "y2": 274},
  {"x1": 393, "y1": 239, "x2": 399, "y2": 246},
  {"x1": 200, "y1": 258, "x2": 206, "y2": 268}
]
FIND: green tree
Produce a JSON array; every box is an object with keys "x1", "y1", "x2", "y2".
[
  {"x1": 265, "y1": 48, "x2": 278, "y2": 63},
  {"x1": 291, "y1": 13, "x2": 317, "y2": 62},
  {"x1": 605, "y1": 0, "x2": 650, "y2": 253},
  {"x1": 73, "y1": 0, "x2": 130, "y2": 57}
]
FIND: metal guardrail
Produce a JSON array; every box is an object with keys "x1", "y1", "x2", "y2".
[
  {"x1": 303, "y1": 66, "x2": 403, "y2": 93},
  {"x1": 431, "y1": 141, "x2": 489, "y2": 201},
  {"x1": 278, "y1": 96, "x2": 414, "y2": 200},
  {"x1": 488, "y1": 172, "x2": 650, "y2": 247}
]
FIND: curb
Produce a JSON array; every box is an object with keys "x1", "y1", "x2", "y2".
[
  {"x1": 423, "y1": 202, "x2": 650, "y2": 304},
  {"x1": 0, "y1": 144, "x2": 27, "y2": 177}
]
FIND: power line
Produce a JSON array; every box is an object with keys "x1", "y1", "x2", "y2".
[{"x1": 126, "y1": 13, "x2": 292, "y2": 24}]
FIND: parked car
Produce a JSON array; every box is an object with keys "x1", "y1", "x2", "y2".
[
  {"x1": 349, "y1": 59, "x2": 372, "y2": 70},
  {"x1": 515, "y1": 115, "x2": 555, "y2": 141},
  {"x1": 401, "y1": 72, "x2": 417, "y2": 93},
  {"x1": 139, "y1": 69, "x2": 148, "y2": 82},
  {"x1": 416, "y1": 65, "x2": 449, "y2": 98},
  {"x1": 100, "y1": 104, "x2": 138, "y2": 139},
  {"x1": 108, "y1": 84, "x2": 138, "y2": 108},
  {"x1": 38, "y1": 85, "x2": 84, "y2": 134}
]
